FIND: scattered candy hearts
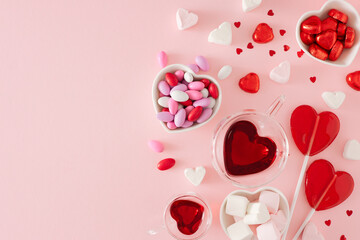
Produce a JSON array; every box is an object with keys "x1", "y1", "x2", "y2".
[
  {"x1": 346, "y1": 210, "x2": 353, "y2": 216},
  {"x1": 157, "y1": 158, "x2": 176, "y2": 171},
  {"x1": 234, "y1": 21, "x2": 241, "y2": 28},
  {"x1": 157, "y1": 51, "x2": 167, "y2": 68},
  {"x1": 290, "y1": 105, "x2": 340, "y2": 156},
  {"x1": 316, "y1": 30, "x2": 337, "y2": 50},
  {"x1": 269, "y1": 50, "x2": 276, "y2": 56},
  {"x1": 247, "y1": 42, "x2": 254, "y2": 49},
  {"x1": 321, "y1": 91, "x2": 346, "y2": 109},
  {"x1": 267, "y1": 10, "x2": 274, "y2": 16},
  {"x1": 195, "y1": 56, "x2": 209, "y2": 71},
  {"x1": 346, "y1": 71, "x2": 360, "y2": 91},
  {"x1": 208, "y1": 22, "x2": 232, "y2": 45},
  {"x1": 340, "y1": 235, "x2": 347, "y2": 240},
  {"x1": 280, "y1": 29, "x2": 286, "y2": 36},
  {"x1": 148, "y1": 140, "x2": 164, "y2": 153},
  {"x1": 309, "y1": 43, "x2": 328, "y2": 60},
  {"x1": 302, "y1": 222, "x2": 325, "y2": 240},
  {"x1": 343, "y1": 139, "x2": 360, "y2": 160},
  {"x1": 329, "y1": 9, "x2": 348, "y2": 24},
  {"x1": 310, "y1": 76, "x2": 316, "y2": 83},
  {"x1": 301, "y1": 32, "x2": 316, "y2": 45},
  {"x1": 297, "y1": 49, "x2": 305, "y2": 58},
  {"x1": 242, "y1": 0, "x2": 262, "y2": 12},
  {"x1": 218, "y1": 65, "x2": 232, "y2": 80},
  {"x1": 176, "y1": 8, "x2": 198, "y2": 30},
  {"x1": 253, "y1": 23, "x2": 274, "y2": 43},
  {"x1": 239, "y1": 73, "x2": 260, "y2": 93},
  {"x1": 184, "y1": 166, "x2": 206, "y2": 186},
  {"x1": 283, "y1": 45, "x2": 290, "y2": 51},
  {"x1": 305, "y1": 159, "x2": 354, "y2": 211},
  {"x1": 344, "y1": 27, "x2": 355, "y2": 48},
  {"x1": 236, "y1": 48, "x2": 243, "y2": 55},
  {"x1": 301, "y1": 16, "x2": 322, "y2": 34},
  {"x1": 269, "y1": 61, "x2": 290, "y2": 84},
  {"x1": 325, "y1": 220, "x2": 331, "y2": 226}
]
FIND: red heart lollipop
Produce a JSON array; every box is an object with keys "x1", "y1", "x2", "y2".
[
  {"x1": 290, "y1": 105, "x2": 340, "y2": 156},
  {"x1": 305, "y1": 159, "x2": 354, "y2": 211}
]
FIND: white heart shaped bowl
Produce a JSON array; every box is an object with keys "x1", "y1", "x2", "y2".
[
  {"x1": 296, "y1": 0, "x2": 360, "y2": 67},
  {"x1": 152, "y1": 64, "x2": 222, "y2": 133},
  {"x1": 220, "y1": 187, "x2": 290, "y2": 238}
]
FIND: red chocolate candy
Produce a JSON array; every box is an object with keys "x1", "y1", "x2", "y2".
[
  {"x1": 252, "y1": 23, "x2": 274, "y2": 43},
  {"x1": 165, "y1": 72, "x2": 178, "y2": 87},
  {"x1": 328, "y1": 9, "x2": 348, "y2": 24},
  {"x1": 344, "y1": 27, "x2": 355, "y2": 48},
  {"x1": 329, "y1": 41, "x2": 344, "y2": 61},
  {"x1": 188, "y1": 106, "x2": 203, "y2": 121},
  {"x1": 157, "y1": 158, "x2": 176, "y2": 171},
  {"x1": 300, "y1": 32, "x2": 315, "y2": 45},
  {"x1": 346, "y1": 71, "x2": 360, "y2": 91},
  {"x1": 208, "y1": 83, "x2": 219, "y2": 99},
  {"x1": 301, "y1": 16, "x2": 322, "y2": 34},
  {"x1": 337, "y1": 23, "x2": 347, "y2": 36},
  {"x1": 200, "y1": 79, "x2": 210, "y2": 88},
  {"x1": 321, "y1": 17, "x2": 338, "y2": 32},
  {"x1": 309, "y1": 43, "x2": 329, "y2": 60},
  {"x1": 239, "y1": 73, "x2": 260, "y2": 93},
  {"x1": 316, "y1": 30, "x2": 337, "y2": 50}
]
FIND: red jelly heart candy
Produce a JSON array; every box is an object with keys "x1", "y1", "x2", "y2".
[
  {"x1": 223, "y1": 120, "x2": 277, "y2": 175},
  {"x1": 247, "y1": 42, "x2": 254, "y2": 49},
  {"x1": 325, "y1": 220, "x2": 331, "y2": 226},
  {"x1": 234, "y1": 21, "x2": 241, "y2": 28},
  {"x1": 290, "y1": 105, "x2": 340, "y2": 156},
  {"x1": 346, "y1": 210, "x2": 353, "y2": 216},
  {"x1": 346, "y1": 71, "x2": 360, "y2": 91},
  {"x1": 297, "y1": 49, "x2": 305, "y2": 58},
  {"x1": 208, "y1": 83, "x2": 219, "y2": 99},
  {"x1": 300, "y1": 32, "x2": 315, "y2": 45},
  {"x1": 340, "y1": 235, "x2": 347, "y2": 240},
  {"x1": 321, "y1": 17, "x2": 338, "y2": 32},
  {"x1": 157, "y1": 158, "x2": 176, "y2": 171},
  {"x1": 284, "y1": 45, "x2": 290, "y2": 51},
  {"x1": 316, "y1": 30, "x2": 337, "y2": 50},
  {"x1": 236, "y1": 48, "x2": 243, "y2": 55},
  {"x1": 252, "y1": 23, "x2": 274, "y2": 43},
  {"x1": 328, "y1": 9, "x2": 348, "y2": 24},
  {"x1": 329, "y1": 41, "x2": 344, "y2": 61},
  {"x1": 309, "y1": 43, "x2": 329, "y2": 60},
  {"x1": 279, "y1": 29, "x2": 286, "y2": 36},
  {"x1": 170, "y1": 200, "x2": 204, "y2": 235},
  {"x1": 301, "y1": 16, "x2": 322, "y2": 34},
  {"x1": 269, "y1": 50, "x2": 276, "y2": 56},
  {"x1": 239, "y1": 73, "x2": 260, "y2": 93},
  {"x1": 165, "y1": 72, "x2": 178, "y2": 87},
  {"x1": 305, "y1": 159, "x2": 354, "y2": 210},
  {"x1": 337, "y1": 23, "x2": 347, "y2": 36},
  {"x1": 188, "y1": 106, "x2": 203, "y2": 121},
  {"x1": 344, "y1": 27, "x2": 355, "y2": 48}
]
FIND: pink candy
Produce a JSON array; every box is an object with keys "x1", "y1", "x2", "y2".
[
  {"x1": 193, "y1": 98, "x2": 211, "y2": 108},
  {"x1": 187, "y1": 64, "x2": 200, "y2": 73},
  {"x1": 174, "y1": 109, "x2": 186, "y2": 127},
  {"x1": 188, "y1": 81, "x2": 205, "y2": 91},
  {"x1": 186, "y1": 90, "x2": 203, "y2": 100},
  {"x1": 168, "y1": 98, "x2": 178, "y2": 115},
  {"x1": 148, "y1": 140, "x2": 164, "y2": 153},
  {"x1": 195, "y1": 55, "x2": 209, "y2": 71},
  {"x1": 158, "y1": 80, "x2": 170, "y2": 96},
  {"x1": 157, "y1": 51, "x2": 167, "y2": 68},
  {"x1": 156, "y1": 112, "x2": 174, "y2": 122},
  {"x1": 197, "y1": 108, "x2": 213, "y2": 123},
  {"x1": 174, "y1": 70, "x2": 184, "y2": 81}
]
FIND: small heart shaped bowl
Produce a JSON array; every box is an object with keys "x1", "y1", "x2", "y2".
[
  {"x1": 296, "y1": 0, "x2": 360, "y2": 67},
  {"x1": 220, "y1": 187, "x2": 290, "y2": 238},
  {"x1": 152, "y1": 64, "x2": 222, "y2": 133}
]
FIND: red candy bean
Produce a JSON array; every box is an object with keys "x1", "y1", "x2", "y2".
[
  {"x1": 344, "y1": 27, "x2": 355, "y2": 48},
  {"x1": 309, "y1": 43, "x2": 329, "y2": 60},
  {"x1": 165, "y1": 72, "x2": 178, "y2": 87},
  {"x1": 157, "y1": 158, "x2": 176, "y2": 171},
  {"x1": 329, "y1": 41, "x2": 344, "y2": 61},
  {"x1": 188, "y1": 106, "x2": 203, "y2": 122},
  {"x1": 301, "y1": 16, "x2": 322, "y2": 34},
  {"x1": 162, "y1": 108, "x2": 169, "y2": 112},
  {"x1": 200, "y1": 79, "x2": 210, "y2": 88},
  {"x1": 179, "y1": 99, "x2": 193, "y2": 107},
  {"x1": 328, "y1": 9, "x2": 348, "y2": 24},
  {"x1": 208, "y1": 83, "x2": 219, "y2": 99}
]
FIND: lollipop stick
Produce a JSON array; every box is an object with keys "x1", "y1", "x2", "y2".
[{"x1": 292, "y1": 208, "x2": 316, "y2": 240}]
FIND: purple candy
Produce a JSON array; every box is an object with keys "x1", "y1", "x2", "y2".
[
  {"x1": 182, "y1": 120, "x2": 194, "y2": 128},
  {"x1": 167, "y1": 121, "x2": 177, "y2": 130},
  {"x1": 170, "y1": 84, "x2": 188, "y2": 93},
  {"x1": 193, "y1": 98, "x2": 211, "y2": 108},
  {"x1": 195, "y1": 56, "x2": 209, "y2": 71},
  {"x1": 174, "y1": 109, "x2": 186, "y2": 127},
  {"x1": 187, "y1": 64, "x2": 200, "y2": 73},
  {"x1": 157, "y1": 112, "x2": 174, "y2": 122},
  {"x1": 158, "y1": 80, "x2": 170, "y2": 95},
  {"x1": 197, "y1": 108, "x2": 213, "y2": 123},
  {"x1": 185, "y1": 106, "x2": 194, "y2": 116}
]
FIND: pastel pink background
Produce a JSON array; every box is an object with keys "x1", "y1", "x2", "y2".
[{"x1": 0, "y1": 0, "x2": 359, "y2": 239}]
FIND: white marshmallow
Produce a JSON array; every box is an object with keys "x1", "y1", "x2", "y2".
[
  {"x1": 233, "y1": 215, "x2": 242, "y2": 222},
  {"x1": 243, "y1": 212, "x2": 270, "y2": 225},
  {"x1": 256, "y1": 221, "x2": 280, "y2": 240},
  {"x1": 246, "y1": 202, "x2": 268, "y2": 215},
  {"x1": 259, "y1": 191, "x2": 280, "y2": 214},
  {"x1": 227, "y1": 220, "x2": 253, "y2": 240},
  {"x1": 322, "y1": 91, "x2": 346, "y2": 109},
  {"x1": 242, "y1": 0, "x2": 262, "y2": 12},
  {"x1": 226, "y1": 195, "x2": 250, "y2": 217},
  {"x1": 176, "y1": 8, "x2": 198, "y2": 30},
  {"x1": 343, "y1": 139, "x2": 360, "y2": 160},
  {"x1": 208, "y1": 22, "x2": 232, "y2": 45},
  {"x1": 270, "y1": 210, "x2": 287, "y2": 232},
  {"x1": 269, "y1": 61, "x2": 290, "y2": 84}
]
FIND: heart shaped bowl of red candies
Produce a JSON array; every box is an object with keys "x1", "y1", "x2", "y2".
[
  {"x1": 296, "y1": 0, "x2": 360, "y2": 67},
  {"x1": 152, "y1": 64, "x2": 222, "y2": 133}
]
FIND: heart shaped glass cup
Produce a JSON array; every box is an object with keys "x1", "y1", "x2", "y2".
[{"x1": 212, "y1": 96, "x2": 289, "y2": 188}]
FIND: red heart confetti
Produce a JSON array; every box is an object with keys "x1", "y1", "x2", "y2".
[
  {"x1": 340, "y1": 235, "x2": 347, "y2": 240},
  {"x1": 284, "y1": 45, "x2": 290, "y2": 51},
  {"x1": 310, "y1": 76, "x2": 316, "y2": 83},
  {"x1": 239, "y1": 73, "x2": 260, "y2": 93},
  {"x1": 236, "y1": 48, "x2": 243, "y2": 55},
  {"x1": 268, "y1": 9, "x2": 274, "y2": 16},
  {"x1": 346, "y1": 210, "x2": 353, "y2": 216},
  {"x1": 247, "y1": 42, "x2": 254, "y2": 49},
  {"x1": 234, "y1": 21, "x2": 241, "y2": 28},
  {"x1": 280, "y1": 29, "x2": 286, "y2": 36},
  {"x1": 325, "y1": 220, "x2": 331, "y2": 226},
  {"x1": 269, "y1": 50, "x2": 276, "y2": 56},
  {"x1": 297, "y1": 49, "x2": 305, "y2": 58}
]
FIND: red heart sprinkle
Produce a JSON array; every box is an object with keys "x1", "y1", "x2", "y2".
[
  {"x1": 325, "y1": 220, "x2": 331, "y2": 226},
  {"x1": 247, "y1": 42, "x2": 254, "y2": 49},
  {"x1": 340, "y1": 235, "x2": 347, "y2": 240},
  {"x1": 269, "y1": 50, "x2": 276, "y2": 56},
  {"x1": 236, "y1": 48, "x2": 243, "y2": 55},
  {"x1": 239, "y1": 73, "x2": 260, "y2": 93},
  {"x1": 284, "y1": 45, "x2": 290, "y2": 51},
  {"x1": 346, "y1": 210, "x2": 353, "y2": 216},
  {"x1": 297, "y1": 49, "x2": 305, "y2": 58},
  {"x1": 310, "y1": 76, "x2": 316, "y2": 83},
  {"x1": 280, "y1": 29, "x2": 286, "y2": 36},
  {"x1": 268, "y1": 10, "x2": 274, "y2": 16},
  {"x1": 234, "y1": 21, "x2": 241, "y2": 28}
]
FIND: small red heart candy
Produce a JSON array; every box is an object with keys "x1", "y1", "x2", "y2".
[
  {"x1": 239, "y1": 73, "x2": 260, "y2": 93},
  {"x1": 325, "y1": 220, "x2": 331, "y2": 226},
  {"x1": 297, "y1": 49, "x2": 305, "y2": 58},
  {"x1": 310, "y1": 76, "x2": 316, "y2": 83},
  {"x1": 346, "y1": 71, "x2": 360, "y2": 91},
  {"x1": 252, "y1": 23, "x2": 274, "y2": 43},
  {"x1": 279, "y1": 29, "x2": 286, "y2": 36},
  {"x1": 337, "y1": 23, "x2": 347, "y2": 36},
  {"x1": 301, "y1": 16, "x2": 322, "y2": 34},
  {"x1": 340, "y1": 235, "x2": 347, "y2": 240},
  {"x1": 284, "y1": 45, "x2": 290, "y2": 51},
  {"x1": 344, "y1": 27, "x2": 355, "y2": 48},
  {"x1": 267, "y1": 10, "x2": 274, "y2": 16},
  {"x1": 300, "y1": 32, "x2": 315, "y2": 45},
  {"x1": 309, "y1": 43, "x2": 329, "y2": 60},
  {"x1": 269, "y1": 50, "x2": 276, "y2": 56},
  {"x1": 247, "y1": 42, "x2": 254, "y2": 49},
  {"x1": 316, "y1": 30, "x2": 337, "y2": 50},
  {"x1": 321, "y1": 17, "x2": 338, "y2": 32},
  {"x1": 346, "y1": 210, "x2": 353, "y2": 216},
  {"x1": 328, "y1": 9, "x2": 348, "y2": 24},
  {"x1": 329, "y1": 41, "x2": 344, "y2": 61},
  {"x1": 236, "y1": 48, "x2": 243, "y2": 55},
  {"x1": 234, "y1": 21, "x2": 241, "y2": 28}
]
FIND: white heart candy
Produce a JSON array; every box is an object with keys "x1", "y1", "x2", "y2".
[
  {"x1": 269, "y1": 61, "x2": 290, "y2": 84},
  {"x1": 184, "y1": 166, "x2": 206, "y2": 186},
  {"x1": 343, "y1": 139, "x2": 360, "y2": 160},
  {"x1": 242, "y1": 0, "x2": 262, "y2": 12},
  {"x1": 208, "y1": 22, "x2": 232, "y2": 45},
  {"x1": 321, "y1": 91, "x2": 346, "y2": 109},
  {"x1": 176, "y1": 8, "x2": 198, "y2": 30},
  {"x1": 302, "y1": 222, "x2": 324, "y2": 240},
  {"x1": 218, "y1": 65, "x2": 232, "y2": 80}
]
